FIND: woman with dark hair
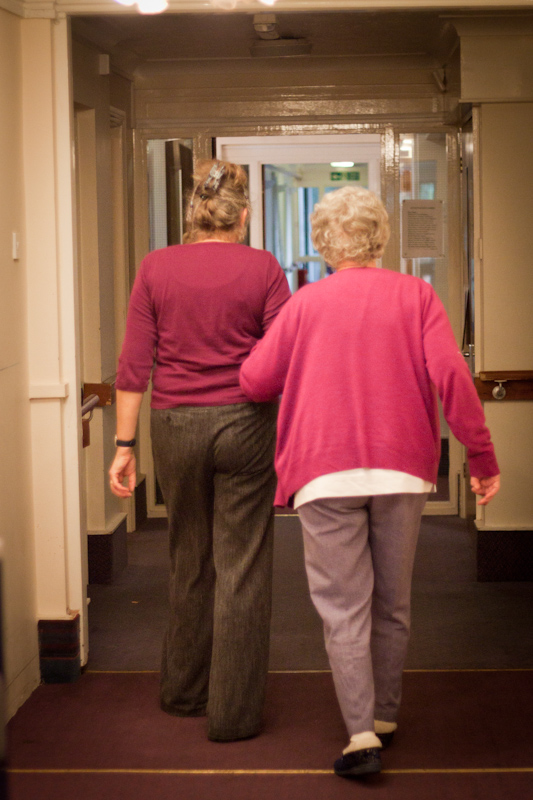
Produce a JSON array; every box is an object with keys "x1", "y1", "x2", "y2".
[
  {"x1": 109, "y1": 159, "x2": 291, "y2": 742},
  {"x1": 240, "y1": 186, "x2": 499, "y2": 777}
]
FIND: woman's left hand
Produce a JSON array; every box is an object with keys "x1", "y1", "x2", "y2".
[
  {"x1": 109, "y1": 449, "x2": 137, "y2": 498},
  {"x1": 470, "y1": 474, "x2": 500, "y2": 505}
]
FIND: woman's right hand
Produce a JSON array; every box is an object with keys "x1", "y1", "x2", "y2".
[{"x1": 109, "y1": 448, "x2": 137, "y2": 498}]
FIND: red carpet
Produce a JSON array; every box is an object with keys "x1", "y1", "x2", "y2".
[{"x1": 7, "y1": 670, "x2": 533, "y2": 799}]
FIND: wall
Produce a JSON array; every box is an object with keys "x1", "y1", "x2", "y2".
[
  {"x1": 454, "y1": 15, "x2": 533, "y2": 531},
  {"x1": 72, "y1": 37, "x2": 133, "y2": 538},
  {"x1": 135, "y1": 54, "x2": 454, "y2": 132},
  {"x1": 477, "y1": 103, "x2": 533, "y2": 530},
  {"x1": 0, "y1": 8, "x2": 40, "y2": 718}
]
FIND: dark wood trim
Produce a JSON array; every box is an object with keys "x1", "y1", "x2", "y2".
[
  {"x1": 88, "y1": 517, "x2": 128, "y2": 584},
  {"x1": 82, "y1": 381, "x2": 116, "y2": 407},
  {"x1": 475, "y1": 377, "x2": 533, "y2": 401},
  {"x1": 477, "y1": 530, "x2": 533, "y2": 581},
  {"x1": 478, "y1": 371, "x2": 533, "y2": 382},
  {"x1": 38, "y1": 615, "x2": 81, "y2": 683}
]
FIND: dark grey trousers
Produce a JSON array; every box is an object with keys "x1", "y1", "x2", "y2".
[{"x1": 151, "y1": 402, "x2": 278, "y2": 740}]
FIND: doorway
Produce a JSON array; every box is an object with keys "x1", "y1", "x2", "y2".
[{"x1": 216, "y1": 133, "x2": 462, "y2": 514}]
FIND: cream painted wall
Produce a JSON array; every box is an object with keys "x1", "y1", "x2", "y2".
[
  {"x1": 0, "y1": 8, "x2": 40, "y2": 718},
  {"x1": 475, "y1": 102, "x2": 533, "y2": 530},
  {"x1": 72, "y1": 37, "x2": 132, "y2": 536},
  {"x1": 479, "y1": 103, "x2": 533, "y2": 372}
]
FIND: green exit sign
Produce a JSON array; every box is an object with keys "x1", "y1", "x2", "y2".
[{"x1": 330, "y1": 171, "x2": 361, "y2": 181}]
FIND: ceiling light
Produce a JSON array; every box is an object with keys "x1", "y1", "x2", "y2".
[
  {"x1": 138, "y1": 0, "x2": 168, "y2": 12},
  {"x1": 113, "y1": 0, "x2": 168, "y2": 11},
  {"x1": 211, "y1": 0, "x2": 278, "y2": 7},
  {"x1": 330, "y1": 162, "x2": 355, "y2": 168}
]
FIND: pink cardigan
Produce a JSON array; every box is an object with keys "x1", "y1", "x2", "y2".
[{"x1": 239, "y1": 267, "x2": 499, "y2": 507}]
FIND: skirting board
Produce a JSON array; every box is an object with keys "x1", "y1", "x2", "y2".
[
  {"x1": 477, "y1": 529, "x2": 533, "y2": 581},
  {"x1": 88, "y1": 515, "x2": 128, "y2": 584},
  {"x1": 38, "y1": 615, "x2": 81, "y2": 684}
]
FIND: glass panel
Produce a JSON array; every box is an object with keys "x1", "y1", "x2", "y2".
[
  {"x1": 263, "y1": 162, "x2": 370, "y2": 293},
  {"x1": 400, "y1": 133, "x2": 450, "y2": 501},
  {"x1": 146, "y1": 139, "x2": 193, "y2": 507},
  {"x1": 147, "y1": 138, "x2": 194, "y2": 250}
]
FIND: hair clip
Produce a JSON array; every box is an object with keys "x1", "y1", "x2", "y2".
[{"x1": 203, "y1": 163, "x2": 226, "y2": 193}]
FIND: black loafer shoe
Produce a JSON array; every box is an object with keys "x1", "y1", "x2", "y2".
[
  {"x1": 376, "y1": 731, "x2": 394, "y2": 749},
  {"x1": 334, "y1": 747, "x2": 382, "y2": 777}
]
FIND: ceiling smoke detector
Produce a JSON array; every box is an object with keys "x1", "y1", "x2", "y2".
[
  {"x1": 251, "y1": 14, "x2": 312, "y2": 58},
  {"x1": 253, "y1": 13, "x2": 280, "y2": 40}
]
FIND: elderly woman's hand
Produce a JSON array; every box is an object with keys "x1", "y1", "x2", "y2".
[
  {"x1": 470, "y1": 474, "x2": 500, "y2": 505},
  {"x1": 109, "y1": 448, "x2": 137, "y2": 498}
]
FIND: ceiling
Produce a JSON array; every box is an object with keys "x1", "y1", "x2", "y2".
[{"x1": 71, "y1": 9, "x2": 465, "y2": 68}]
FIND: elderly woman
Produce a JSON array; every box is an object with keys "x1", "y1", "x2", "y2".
[
  {"x1": 239, "y1": 186, "x2": 499, "y2": 777},
  {"x1": 109, "y1": 160, "x2": 291, "y2": 742}
]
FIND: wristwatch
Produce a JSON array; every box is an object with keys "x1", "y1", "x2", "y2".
[{"x1": 114, "y1": 435, "x2": 136, "y2": 447}]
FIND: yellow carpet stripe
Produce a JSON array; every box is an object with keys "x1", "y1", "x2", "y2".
[
  {"x1": 85, "y1": 668, "x2": 533, "y2": 674},
  {"x1": 9, "y1": 767, "x2": 533, "y2": 775}
]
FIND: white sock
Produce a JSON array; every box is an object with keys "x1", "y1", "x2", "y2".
[
  {"x1": 343, "y1": 731, "x2": 382, "y2": 754},
  {"x1": 374, "y1": 720, "x2": 398, "y2": 735}
]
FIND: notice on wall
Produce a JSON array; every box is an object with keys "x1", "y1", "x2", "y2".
[{"x1": 402, "y1": 200, "x2": 444, "y2": 259}]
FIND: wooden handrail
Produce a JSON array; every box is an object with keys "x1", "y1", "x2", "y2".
[
  {"x1": 82, "y1": 380, "x2": 116, "y2": 407},
  {"x1": 478, "y1": 371, "x2": 533, "y2": 382}
]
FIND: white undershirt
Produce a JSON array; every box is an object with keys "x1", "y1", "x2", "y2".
[{"x1": 294, "y1": 468, "x2": 435, "y2": 509}]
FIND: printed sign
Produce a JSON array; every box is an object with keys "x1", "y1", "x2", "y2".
[{"x1": 402, "y1": 200, "x2": 444, "y2": 258}]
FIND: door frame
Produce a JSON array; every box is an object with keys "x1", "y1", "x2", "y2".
[
  {"x1": 217, "y1": 134, "x2": 381, "y2": 250},
  {"x1": 135, "y1": 125, "x2": 465, "y2": 516},
  {"x1": 217, "y1": 131, "x2": 464, "y2": 516}
]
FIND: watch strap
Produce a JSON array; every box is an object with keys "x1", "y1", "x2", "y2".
[{"x1": 114, "y1": 436, "x2": 136, "y2": 448}]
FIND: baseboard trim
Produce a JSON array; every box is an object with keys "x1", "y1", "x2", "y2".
[
  {"x1": 38, "y1": 615, "x2": 81, "y2": 684},
  {"x1": 477, "y1": 529, "x2": 533, "y2": 581},
  {"x1": 88, "y1": 514, "x2": 128, "y2": 584}
]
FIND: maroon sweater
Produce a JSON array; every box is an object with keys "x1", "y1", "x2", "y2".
[
  {"x1": 116, "y1": 242, "x2": 291, "y2": 407},
  {"x1": 239, "y1": 267, "x2": 499, "y2": 507}
]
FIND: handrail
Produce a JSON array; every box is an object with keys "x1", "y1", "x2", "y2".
[{"x1": 81, "y1": 394, "x2": 100, "y2": 417}]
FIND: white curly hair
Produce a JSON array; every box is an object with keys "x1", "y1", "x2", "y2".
[{"x1": 310, "y1": 186, "x2": 390, "y2": 268}]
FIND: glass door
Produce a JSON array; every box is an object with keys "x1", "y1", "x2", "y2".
[
  {"x1": 263, "y1": 161, "x2": 375, "y2": 293},
  {"x1": 217, "y1": 133, "x2": 462, "y2": 514}
]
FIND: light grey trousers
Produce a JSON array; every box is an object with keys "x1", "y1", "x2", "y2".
[
  {"x1": 151, "y1": 402, "x2": 278, "y2": 741},
  {"x1": 297, "y1": 493, "x2": 428, "y2": 737}
]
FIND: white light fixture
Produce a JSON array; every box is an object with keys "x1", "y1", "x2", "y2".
[
  {"x1": 211, "y1": 0, "x2": 278, "y2": 6},
  {"x1": 113, "y1": 0, "x2": 168, "y2": 12},
  {"x1": 138, "y1": 0, "x2": 168, "y2": 12},
  {"x1": 330, "y1": 162, "x2": 355, "y2": 168},
  {"x1": 112, "y1": 0, "x2": 278, "y2": 18}
]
